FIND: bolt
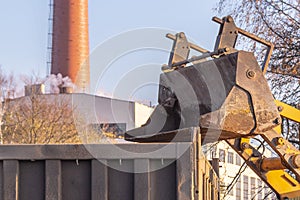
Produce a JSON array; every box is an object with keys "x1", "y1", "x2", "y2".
[
  {"x1": 246, "y1": 70, "x2": 256, "y2": 78},
  {"x1": 179, "y1": 32, "x2": 185, "y2": 38},
  {"x1": 224, "y1": 47, "x2": 230, "y2": 52},
  {"x1": 277, "y1": 106, "x2": 283, "y2": 112},
  {"x1": 161, "y1": 64, "x2": 170, "y2": 71},
  {"x1": 276, "y1": 137, "x2": 285, "y2": 145},
  {"x1": 227, "y1": 16, "x2": 233, "y2": 22},
  {"x1": 241, "y1": 142, "x2": 250, "y2": 149}
]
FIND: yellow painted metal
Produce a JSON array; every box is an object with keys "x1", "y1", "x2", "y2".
[
  {"x1": 274, "y1": 100, "x2": 300, "y2": 156},
  {"x1": 228, "y1": 137, "x2": 300, "y2": 199},
  {"x1": 275, "y1": 100, "x2": 300, "y2": 123},
  {"x1": 265, "y1": 170, "x2": 300, "y2": 198},
  {"x1": 260, "y1": 100, "x2": 300, "y2": 198},
  {"x1": 239, "y1": 137, "x2": 253, "y2": 157},
  {"x1": 274, "y1": 125, "x2": 282, "y2": 134}
]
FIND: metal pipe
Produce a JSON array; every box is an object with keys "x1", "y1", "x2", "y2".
[
  {"x1": 166, "y1": 33, "x2": 209, "y2": 53},
  {"x1": 171, "y1": 52, "x2": 212, "y2": 67},
  {"x1": 261, "y1": 157, "x2": 286, "y2": 171},
  {"x1": 261, "y1": 155, "x2": 300, "y2": 171},
  {"x1": 171, "y1": 48, "x2": 228, "y2": 68},
  {"x1": 292, "y1": 154, "x2": 300, "y2": 168}
]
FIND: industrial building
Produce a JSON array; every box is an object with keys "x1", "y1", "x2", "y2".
[{"x1": 2, "y1": 84, "x2": 153, "y2": 144}]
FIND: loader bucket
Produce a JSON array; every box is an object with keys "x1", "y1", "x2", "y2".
[{"x1": 125, "y1": 51, "x2": 280, "y2": 143}]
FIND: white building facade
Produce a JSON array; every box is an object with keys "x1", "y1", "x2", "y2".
[{"x1": 205, "y1": 141, "x2": 277, "y2": 200}]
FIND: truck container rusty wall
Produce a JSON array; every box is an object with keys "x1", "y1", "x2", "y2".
[
  {"x1": 51, "y1": 0, "x2": 90, "y2": 92},
  {"x1": 0, "y1": 128, "x2": 218, "y2": 200}
]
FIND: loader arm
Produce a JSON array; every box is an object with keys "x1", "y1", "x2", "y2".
[
  {"x1": 125, "y1": 16, "x2": 300, "y2": 199},
  {"x1": 226, "y1": 102, "x2": 300, "y2": 199}
]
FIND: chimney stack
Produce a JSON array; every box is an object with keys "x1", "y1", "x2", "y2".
[{"x1": 51, "y1": 0, "x2": 90, "y2": 92}]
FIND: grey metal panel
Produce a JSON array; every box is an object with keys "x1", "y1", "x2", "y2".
[
  {"x1": 91, "y1": 160, "x2": 108, "y2": 200},
  {"x1": 150, "y1": 159, "x2": 177, "y2": 200},
  {"x1": 3, "y1": 160, "x2": 19, "y2": 200},
  {"x1": 19, "y1": 161, "x2": 45, "y2": 200},
  {"x1": 0, "y1": 161, "x2": 3, "y2": 200},
  {"x1": 61, "y1": 160, "x2": 91, "y2": 200},
  {"x1": 177, "y1": 144, "x2": 194, "y2": 200},
  {"x1": 0, "y1": 128, "x2": 219, "y2": 200},
  {"x1": 45, "y1": 160, "x2": 62, "y2": 200},
  {"x1": 108, "y1": 160, "x2": 134, "y2": 200},
  {"x1": 0, "y1": 144, "x2": 179, "y2": 160},
  {"x1": 89, "y1": 143, "x2": 178, "y2": 160},
  {"x1": 134, "y1": 159, "x2": 150, "y2": 200}
]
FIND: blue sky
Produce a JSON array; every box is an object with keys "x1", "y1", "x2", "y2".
[{"x1": 0, "y1": 0, "x2": 221, "y2": 101}]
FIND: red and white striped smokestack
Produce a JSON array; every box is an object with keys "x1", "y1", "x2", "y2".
[{"x1": 51, "y1": 0, "x2": 90, "y2": 92}]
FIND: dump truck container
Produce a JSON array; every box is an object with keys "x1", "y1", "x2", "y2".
[{"x1": 0, "y1": 128, "x2": 218, "y2": 200}]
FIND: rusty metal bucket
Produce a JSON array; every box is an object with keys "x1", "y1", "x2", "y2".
[{"x1": 125, "y1": 51, "x2": 280, "y2": 143}]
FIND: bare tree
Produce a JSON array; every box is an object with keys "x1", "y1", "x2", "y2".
[
  {"x1": 2, "y1": 93, "x2": 107, "y2": 144},
  {"x1": 3, "y1": 94, "x2": 76, "y2": 143},
  {"x1": 216, "y1": 0, "x2": 299, "y2": 77},
  {"x1": 0, "y1": 69, "x2": 18, "y2": 143},
  {"x1": 0, "y1": 69, "x2": 17, "y2": 100}
]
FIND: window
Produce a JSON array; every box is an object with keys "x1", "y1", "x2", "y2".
[
  {"x1": 236, "y1": 154, "x2": 241, "y2": 165},
  {"x1": 264, "y1": 184, "x2": 270, "y2": 199},
  {"x1": 88, "y1": 123, "x2": 126, "y2": 138},
  {"x1": 219, "y1": 149, "x2": 225, "y2": 162},
  {"x1": 228, "y1": 152, "x2": 234, "y2": 164},
  {"x1": 243, "y1": 175, "x2": 249, "y2": 200},
  {"x1": 258, "y1": 179, "x2": 262, "y2": 200},
  {"x1": 270, "y1": 192, "x2": 277, "y2": 200},
  {"x1": 236, "y1": 177, "x2": 241, "y2": 200},
  {"x1": 250, "y1": 177, "x2": 256, "y2": 199}
]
